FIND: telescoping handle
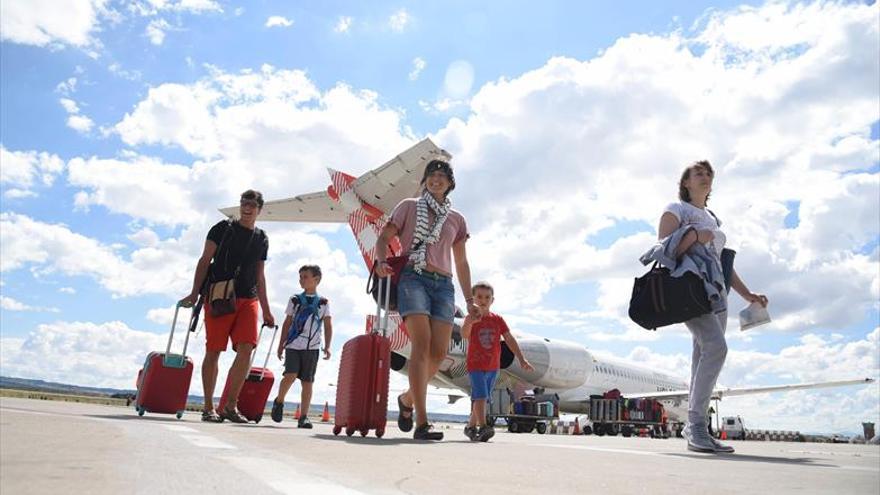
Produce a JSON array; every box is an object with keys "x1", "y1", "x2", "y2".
[
  {"x1": 248, "y1": 323, "x2": 278, "y2": 380},
  {"x1": 373, "y1": 275, "x2": 391, "y2": 337},
  {"x1": 164, "y1": 301, "x2": 194, "y2": 367}
]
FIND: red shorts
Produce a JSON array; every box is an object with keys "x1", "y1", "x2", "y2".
[{"x1": 204, "y1": 297, "x2": 259, "y2": 352}]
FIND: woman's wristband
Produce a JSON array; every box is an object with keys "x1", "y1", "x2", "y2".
[{"x1": 465, "y1": 297, "x2": 474, "y2": 304}]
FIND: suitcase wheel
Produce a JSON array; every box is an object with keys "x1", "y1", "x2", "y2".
[
  {"x1": 333, "y1": 426, "x2": 342, "y2": 436},
  {"x1": 254, "y1": 415, "x2": 262, "y2": 424},
  {"x1": 137, "y1": 406, "x2": 145, "y2": 417},
  {"x1": 345, "y1": 427, "x2": 355, "y2": 437},
  {"x1": 375, "y1": 428, "x2": 384, "y2": 438},
  {"x1": 176, "y1": 411, "x2": 184, "y2": 419},
  {"x1": 360, "y1": 429, "x2": 368, "y2": 437}
]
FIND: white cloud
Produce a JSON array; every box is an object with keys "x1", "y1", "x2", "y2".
[
  {"x1": 108, "y1": 63, "x2": 142, "y2": 81},
  {"x1": 128, "y1": 227, "x2": 161, "y2": 247},
  {"x1": 67, "y1": 154, "x2": 196, "y2": 226},
  {"x1": 55, "y1": 78, "x2": 78, "y2": 96},
  {"x1": 428, "y1": 1, "x2": 878, "y2": 334},
  {"x1": 388, "y1": 9, "x2": 410, "y2": 32},
  {"x1": 0, "y1": 0, "x2": 106, "y2": 47},
  {"x1": 0, "y1": 212, "x2": 194, "y2": 297},
  {"x1": 265, "y1": 16, "x2": 293, "y2": 28},
  {"x1": 334, "y1": 16, "x2": 352, "y2": 33},
  {"x1": 112, "y1": 64, "x2": 415, "y2": 192},
  {"x1": 1, "y1": 296, "x2": 59, "y2": 313},
  {"x1": 409, "y1": 57, "x2": 426, "y2": 81},
  {"x1": 0, "y1": 146, "x2": 65, "y2": 197},
  {"x1": 67, "y1": 114, "x2": 95, "y2": 133},
  {"x1": 145, "y1": 18, "x2": 171, "y2": 45},
  {"x1": 443, "y1": 60, "x2": 474, "y2": 98},
  {"x1": 59, "y1": 287, "x2": 77, "y2": 294},
  {"x1": 58, "y1": 98, "x2": 94, "y2": 133}
]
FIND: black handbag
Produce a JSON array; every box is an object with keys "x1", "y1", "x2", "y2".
[{"x1": 628, "y1": 262, "x2": 711, "y2": 330}]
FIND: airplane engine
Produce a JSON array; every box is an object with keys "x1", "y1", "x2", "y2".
[{"x1": 501, "y1": 338, "x2": 592, "y2": 390}]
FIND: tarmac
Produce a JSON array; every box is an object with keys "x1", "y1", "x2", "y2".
[{"x1": 1, "y1": 397, "x2": 878, "y2": 495}]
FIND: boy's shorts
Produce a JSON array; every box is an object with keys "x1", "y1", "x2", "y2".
[
  {"x1": 284, "y1": 349, "x2": 320, "y2": 382},
  {"x1": 204, "y1": 297, "x2": 259, "y2": 352},
  {"x1": 468, "y1": 370, "x2": 498, "y2": 400},
  {"x1": 397, "y1": 267, "x2": 456, "y2": 324}
]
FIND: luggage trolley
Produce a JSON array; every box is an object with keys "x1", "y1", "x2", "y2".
[{"x1": 486, "y1": 389, "x2": 559, "y2": 434}]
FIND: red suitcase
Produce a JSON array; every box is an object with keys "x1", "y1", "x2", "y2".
[
  {"x1": 135, "y1": 302, "x2": 195, "y2": 418},
  {"x1": 218, "y1": 324, "x2": 277, "y2": 423},
  {"x1": 333, "y1": 276, "x2": 392, "y2": 438}
]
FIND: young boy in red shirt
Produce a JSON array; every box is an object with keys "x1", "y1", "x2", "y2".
[{"x1": 461, "y1": 281, "x2": 533, "y2": 442}]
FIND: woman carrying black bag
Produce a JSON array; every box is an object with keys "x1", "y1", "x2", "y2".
[{"x1": 657, "y1": 160, "x2": 768, "y2": 454}]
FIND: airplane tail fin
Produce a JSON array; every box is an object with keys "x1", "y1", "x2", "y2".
[{"x1": 327, "y1": 169, "x2": 402, "y2": 271}]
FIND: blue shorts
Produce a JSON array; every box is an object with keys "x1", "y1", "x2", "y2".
[
  {"x1": 468, "y1": 370, "x2": 498, "y2": 401},
  {"x1": 397, "y1": 267, "x2": 456, "y2": 324}
]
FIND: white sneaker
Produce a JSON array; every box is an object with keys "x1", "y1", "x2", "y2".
[
  {"x1": 683, "y1": 424, "x2": 716, "y2": 453},
  {"x1": 710, "y1": 436, "x2": 735, "y2": 453}
]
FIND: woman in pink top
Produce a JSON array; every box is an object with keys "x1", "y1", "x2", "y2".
[{"x1": 376, "y1": 159, "x2": 480, "y2": 441}]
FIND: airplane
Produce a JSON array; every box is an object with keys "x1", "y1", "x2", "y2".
[{"x1": 220, "y1": 138, "x2": 875, "y2": 433}]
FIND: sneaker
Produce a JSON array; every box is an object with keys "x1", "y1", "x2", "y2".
[
  {"x1": 220, "y1": 406, "x2": 249, "y2": 424},
  {"x1": 464, "y1": 426, "x2": 478, "y2": 441},
  {"x1": 477, "y1": 425, "x2": 495, "y2": 442},
  {"x1": 298, "y1": 416, "x2": 313, "y2": 429},
  {"x1": 270, "y1": 400, "x2": 284, "y2": 423},
  {"x1": 413, "y1": 423, "x2": 443, "y2": 441},
  {"x1": 710, "y1": 436, "x2": 735, "y2": 453},
  {"x1": 683, "y1": 423, "x2": 715, "y2": 453}
]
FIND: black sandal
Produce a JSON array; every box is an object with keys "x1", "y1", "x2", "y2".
[
  {"x1": 201, "y1": 410, "x2": 222, "y2": 423},
  {"x1": 397, "y1": 394, "x2": 414, "y2": 432},
  {"x1": 413, "y1": 423, "x2": 443, "y2": 441},
  {"x1": 220, "y1": 406, "x2": 248, "y2": 424}
]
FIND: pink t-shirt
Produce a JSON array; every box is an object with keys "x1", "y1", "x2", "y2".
[{"x1": 388, "y1": 198, "x2": 469, "y2": 275}]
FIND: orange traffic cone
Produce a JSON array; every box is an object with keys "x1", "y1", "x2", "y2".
[
  {"x1": 573, "y1": 417, "x2": 581, "y2": 435},
  {"x1": 293, "y1": 404, "x2": 301, "y2": 420},
  {"x1": 720, "y1": 430, "x2": 727, "y2": 440},
  {"x1": 321, "y1": 401, "x2": 331, "y2": 422}
]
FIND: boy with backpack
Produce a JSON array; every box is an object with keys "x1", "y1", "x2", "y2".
[
  {"x1": 461, "y1": 281, "x2": 533, "y2": 441},
  {"x1": 270, "y1": 265, "x2": 332, "y2": 428}
]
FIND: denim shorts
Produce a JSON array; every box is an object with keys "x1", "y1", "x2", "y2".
[
  {"x1": 397, "y1": 267, "x2": 456, "y2": 324},
  {"x1": 468, "y1": 370, "x2": 498, "y2": 400}
]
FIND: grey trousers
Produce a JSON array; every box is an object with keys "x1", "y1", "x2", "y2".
[{"x1": 685, "y1": 307, "x2": 728, "y2": 426}]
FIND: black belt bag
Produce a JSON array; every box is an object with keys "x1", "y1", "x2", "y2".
[{"x1": 628, "y1": 262, "x2": 710, "y2": 330}]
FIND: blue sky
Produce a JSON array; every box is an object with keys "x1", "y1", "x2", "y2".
[{"x1": 1, "y1": 0, "x2": 878, "y2": 433}]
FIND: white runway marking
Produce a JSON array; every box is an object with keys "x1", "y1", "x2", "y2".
[
  {"x1": 223, "y1": 455, "x2": 364, "y2": 494},
  {"x1": 162, "y1": 424, "x2": 198, "y2": 433},
  {"x1": 179, "y1": 433, "x2": 236, "y2": 450}
]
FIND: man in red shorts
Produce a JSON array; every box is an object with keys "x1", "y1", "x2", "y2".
[{"x1": 181, "y1": 190, "x2": 275, "y2": 423}]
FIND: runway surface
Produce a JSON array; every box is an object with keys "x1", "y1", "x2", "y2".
[{"x1": 2, "y1": 397, "x2": 878, "y2": 494}]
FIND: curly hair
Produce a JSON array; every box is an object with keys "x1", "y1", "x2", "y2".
[{"x1": 678, "y1": 160, "x2": 714, "y2": 203}]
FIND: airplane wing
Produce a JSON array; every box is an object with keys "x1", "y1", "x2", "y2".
[
  {"x1": 615, "y1": 377, "x2": 875, "y2": 402},
  {"x1": 218, "y1": 190, "x2": 348, "y2": 223},
  {"x1": 217, "y1": 138, "x2": 450, "y2": 220},
  {"x1": 351, "y1": 138, "x2": 451, "y2": 214}
]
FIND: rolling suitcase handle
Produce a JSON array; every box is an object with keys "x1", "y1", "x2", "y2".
[
  {"x1": 164, "y1": 301, "x2": 194, "y2": 368},
  {"x1": 248, "y1": 323, "x2": 278, "y2": 381},
  {"x1": 374, "y1": 275, "x2": 392, "y2": 337}
]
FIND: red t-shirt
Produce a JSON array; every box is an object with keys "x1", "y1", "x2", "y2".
[{"x1": 466, "y1": 312, "x2": 509, "y2": 372}]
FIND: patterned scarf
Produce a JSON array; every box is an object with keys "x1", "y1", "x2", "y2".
[{"x1": 409, "y1": 190, "x2": 451, "y2": 273}]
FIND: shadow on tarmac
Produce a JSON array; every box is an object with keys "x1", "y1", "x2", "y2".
[
  {"x1": 312, "y1": 433, "x2": 472, "y2": 446},
  {"x1": 665, "y1": 452, "x2": 838, "y2": 468},
  {"x1": 85, "y1": 414, "x2": 188, "y2": 423}
]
